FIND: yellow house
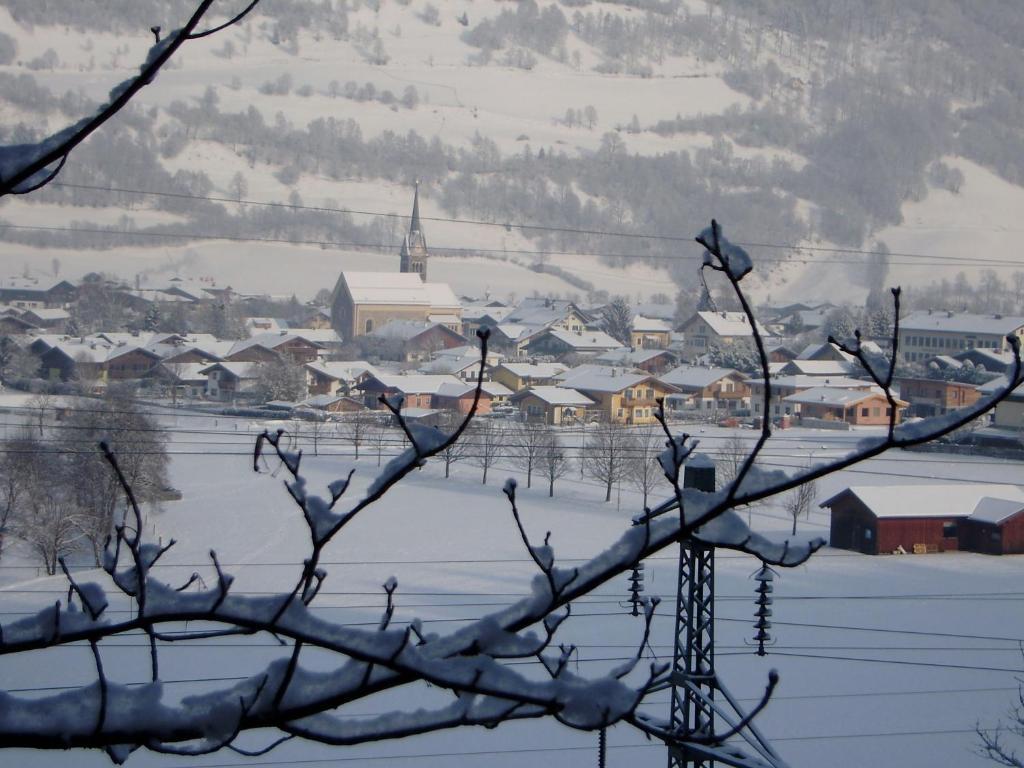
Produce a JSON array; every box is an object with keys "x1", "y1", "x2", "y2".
[
  {"x1": 558, "y1": 369, "x2": 679, "y2": 425},
  {"x1": 491, "y1": 362, "x2": 569, "y2": 392}
]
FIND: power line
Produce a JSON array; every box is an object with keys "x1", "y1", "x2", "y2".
[{"x1": 46, "y1": 181, "x2": 1024, "y2": 267}]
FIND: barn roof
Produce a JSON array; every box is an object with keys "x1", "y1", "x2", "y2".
[{"x1": 820, "y1": 484, "x2": 1024, "y2": 520}]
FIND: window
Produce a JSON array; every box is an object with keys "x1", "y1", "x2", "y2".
[
  {"x1": 625, "y1": 389, "x2": 634, "y2": 400},
  {"x1": 885, "y1": 407, "x2": 892, "y2": 416},
  {"x1": 860, "y1": 407, "x2": 869, "y2": 417},
  {"x1": 942, "y1": 522, "x2": 957, "y2": 538},
  {"x1": 871, "y1": 407, "x2": 880, "y2": 417},
  {"x1": 364, "y1": 319, "x2": 374, "y2": 333},
  {"x1": 617, "y1": 408, "x2": 624, "y2": 417},
  {"x1": 646, "y1": 388, "x2": 654, "y2": 399}
]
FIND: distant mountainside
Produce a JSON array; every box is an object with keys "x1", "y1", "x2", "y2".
[{"x1": 0, "y1": 0, "x2": 1023, "y2": 309}]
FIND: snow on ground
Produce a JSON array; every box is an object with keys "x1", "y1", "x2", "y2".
[{"x1": 1, "y1": 410, "x2": 1022, "y2": 767}]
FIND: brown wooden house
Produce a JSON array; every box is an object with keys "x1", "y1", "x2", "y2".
[{"x1": 896, "y1": 376, "x2": 983, "y2": 417}]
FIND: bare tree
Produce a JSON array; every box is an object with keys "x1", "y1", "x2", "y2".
[
  {"x1": 0, "y1": 430, "x2": 37, "y2": 561},
  {"x1": 25, "y1": 392, "x2": 53, "y2": 437},
  {"x1": 437, "y1": 411, "x2": 470, "y2": 478},
  {"x1": 539, "y1": 425, "x2": 571, "y2": 497},
  {"x1": 625, "y1": 424, "x2": 663, "y2": 507},
  {"x1": 783, "y1": 470, "x2": 818, "y2": 535},
  {"x1": 583, "y1": 420, "x2": 633, "y2": 502},
  {"x1": 340, "y1": 411, "x2": 374, "y2": 460},
  {"x1": 979, "y1": 683, "x2": 1024, "y2": 767},
  {"x1": 369, "y1": 415, "x2": 391, "y2": 466},
  {"x1": 601, "y1": 296, "x2": 633, "y2": 346},
  {"x1": 510, "y1": 420, "x2": 547, "y2": 488},
  {"x1": 0, "y1": 227, "x2": 1021, "y2": 767},
  {"x1": 0, "y1": 0, "x2": 264, "y2": 196},
  {"x1": 12, "y1": 447, "x2": 81, "y2": 575},
  {"x1": 469, "y1": 417, "x2": 505, "y2": 484}
]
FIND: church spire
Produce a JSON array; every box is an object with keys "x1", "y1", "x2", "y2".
[{"x1": 410, "y1": 179, "x2": 421, "y2": 234}]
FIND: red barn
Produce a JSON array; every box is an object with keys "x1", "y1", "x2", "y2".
[{"x1": 821, "y1": 484, "x2": 1024, "y2": 555}]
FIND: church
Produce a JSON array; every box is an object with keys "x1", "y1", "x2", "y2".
[{"x1": 331, "y1": 183, "x2": 462, "y2": 340}]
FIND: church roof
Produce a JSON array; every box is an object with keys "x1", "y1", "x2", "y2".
[{"x1": 339, "y1": 272, "x2": 458, "y2": 308}]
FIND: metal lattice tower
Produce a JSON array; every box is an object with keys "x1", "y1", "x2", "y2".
[{"x1": 667, "y1": 462, "x2": 717, "y2": 768}]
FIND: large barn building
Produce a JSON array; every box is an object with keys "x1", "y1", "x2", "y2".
[{"x1": 821, "y1": 484, "x2": 1024, "y2": 555}]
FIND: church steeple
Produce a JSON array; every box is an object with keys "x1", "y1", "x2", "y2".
[{"x1": 399, "y1": 180, "x2": 428, "y2": 282}]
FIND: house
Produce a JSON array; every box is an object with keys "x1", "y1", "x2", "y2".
[
  {"x1": 19, "y1": 307, "x2": 70, "y2": 332},
  {"x1": 822, "y1": 484, "x2": 1024, "y2": 555},
  {"x1": 433, "y1": 380, "x2": 512, "y2": 414},
  {"x1": 980, "y1": 377, "x2": 1024, "y2": 430},
  {"x1": 595, "y1": 347, "x2": 677, "y2": 374},
  {"x1": 658, "y1": 366, "x2": 750, "y2": 412},
  {"x1": 330, "y1": 272, "x2": 462, "y2": 340},
  {"x1": 895, "y1": 376, "x2": 983, "y2": 417},
  {"x1": 105, "y1": 346, "x2": 163, "y2": 380},
  {"x1": 491, "y1": 362, "x2": 569, "y2": 392},
  {"x1": 630, "y1": 315, "x2": 672, "y2": 349},
  {"x1": 510, "y1": 386, "x2": 595, "y2": 425},
  {"x1": 950, "y1": 348, "x2": 1016, "y2": 374},
  {"x1": 369, "y1": 320, "x2": 468, "y2": 362},
  {"x1": 460, "y1": 303, "x2": 513, "y2": 339},
  {"x1": 796, "y1": 342, "x2": 856, "y2": 363},
  {"x1": 300, "y1": 394, "x2": 367, "y2": 415},
  {"x1": 678, "y1": 311, "x2": 773, "y2": 360},
  {"x1": 557, "y1": 369, "x2": 679, "y2": 425},
  {"x1": 305, "y1": 360, "x2": 378, "y2": 396},
  {"x1": 151, "y1": 362, "x2": 210, "y2": 400},
  {"x1": 898, "y1": 311, "x2": 1024, "y2": 363},
  {"x1": 0, "y1": 314, "x2": 39, "y2": 334},
  {"x1": 504, "y1": 298, "x2": 592, "y2": 333},
  {"x1": 355, "y1": 374, "x2": 487, "y2": 412},
  {"x1": 0, "y1": 277, "x2": 77, "y2": 308},
  {"x1": 783, "y1": 387, "x2": 906, "y2": 426},
  {"x1": 524, "y1": 328, "x2": 623, "y2": 358},
  {"x1": 226, "y1": 333, "x2": 323, "y2": 365},
  {"x1": 200, "y1": 362, "x2": 260, "y2": 401},
  {"x1": 419, "y1": 345, "x2": 502, "y2": 381},
  {"x1": 778, "y1": 359, "x2": 860, "y2": 378},
  {"x1": 747, "y1": 376, "x2": 875, "y2": 420},
  {"x1": 34, "y1": 338, "x2": 113, "y2": 384}
]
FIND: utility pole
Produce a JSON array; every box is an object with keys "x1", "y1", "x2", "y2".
[{"x1": 641, "y1": 453, "x2": 787, "y2": 768}]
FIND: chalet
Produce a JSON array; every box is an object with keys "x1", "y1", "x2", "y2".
[
  {"x1": 678, "y1": 311, "x2": 773, "y2": 360},
  {"x1": 200, "y1": 362, "x2": 260, "y2": 401},
  {"x1": 152, "y1": 361, "x2": 209, "y2": 400},
  {"x1": 0, "y1": 315, "x2": 39, "y2": 334},
  {"x1": 19, "y1": 308, "x2": 70, "y2": 332},
  {"x1": 419, "y1": 345, "x2": 501, "y2": 381},
  {"x1": 524, "y1": 328, "x2": 622, "y2": 358},
  {"x1": 898, "y1": 311, "x2": 1024, "y2": 363},
  {"x1": 300, "y1": 394, "x2": 367, "y2": 415},
  {"x1": 748, "y1": 376, "x2": 875, "y2": 420},
  {"x1": 492, "y1": 362, "x2": 568, "y2": 392},
  {"x1": 305, "y1": 361, "x2": 378, "y2": 396},
  {"x1": 369, "y1": 320, "x2": 468, "y2": 362},
  {"x1": 0, "y1": 277, "x2": 76, "y2": 308},
  {"x1": 330, "y1": 272, "x2": 462, "y2": 340},
  {"x1": 779, "y1": 359, "x2": 860, "y2": 378},
  {"x1": 557, "y1": 369, "x2": 679, "y2": 425},
  {"x1": 595, "y1": 347, "x2": 676, "y2": 374},
  {"x1": 511, "y1": 386, "x2": 595, "y2": 425},
  {"x1": 504, "y1": 298, "x2": 592, "y2": 333},
  {"x1": 896, "y1": 376, "x2": 983, "y2": 417},
  {"x1": 796, "y1": 342, "x2": 857, "y2": 363},
  {"x1": 822, "y1": 484, "x2": 1024, "y2": 555},
  {"x1": 226, "y1": 333, "x2": 323, "y2": 365},
  {"x1": 433, "y1": 380, "x2": 512, "y2": 414},
  {"x1": 105, "y1": 346, "x2": 163, "y2": 380},
  {"x1": 783, "y1": 387, "x2": 906, "y2": 426},
  {"x1": 980, "y1": 377, "x2": 1024, "y2": 430},
  {"x1": 658, "y1": 366, "x2": 750, "y2": 412},
  {"x1": 488, "y1": 324, "x2": 546, "y2": 355},
  {"x1": 630, "y1": 315, "x2": 672, "y2": 349},
  {"x1": 461, "y1": 303, "x2": 513, "y2": 339},
  {"x1": 356, "y1": 374, "x2": 485, "y2": 412},
  {"x1": 35, "y1": 338, "x2": 112, "y2": 383}
]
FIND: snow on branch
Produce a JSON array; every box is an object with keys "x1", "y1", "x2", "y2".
[
  {"x1": 0, "y1": 0, "x2": 264, "y2": 196},
  {"x1": 0, "y1": 224, "x2": 1020, "y2": 765}
]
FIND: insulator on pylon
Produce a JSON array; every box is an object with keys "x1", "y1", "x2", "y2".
[
  {"x1": 750, "y1": 561, "x2": 777, "y2": 656},
  {"x1": 627, "y1": 563, "x2": 645, "y2": 616}
]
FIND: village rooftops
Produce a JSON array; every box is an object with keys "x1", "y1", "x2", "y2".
[
  {"x1": 359, "y1": 373, "x2": 465, "y2": 394},
  {"x1": 747, "y1": 375, "x2": 872, "y2": 390},
  {"x1": 498, "y1": 362, "x2": 569, "y2": 378},
  {"x1": 558, "y1": 369, "x2": 668, "y2": 393},
  {"x1": 305, "y1": 360, "x2": 379, "y2": 380},
  {"x1": 631, "y1": 315, "x2": 672, "y2": 332},
  {"x1": 820, "y1": 484, "x2": 1024, "y2": 519},
  {"x1": 900, "y1": 311, "x2": 1024, "y2": 335}
]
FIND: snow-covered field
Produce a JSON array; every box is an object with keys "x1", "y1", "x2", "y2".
[{"x1": 1, "y1": 408, "x2": 1022, "y2": 768}]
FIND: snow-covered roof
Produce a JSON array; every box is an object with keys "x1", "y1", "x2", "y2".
[
  {"x1": 302, "y1": 393, "x2": 363, "y2": 409},
  {"x1": 690, "y1": 311, "x2": 772, "y2": 338},
  {"x1": 497, "y1": 362, "x2": 568, "y2": 379},
  {"x1": 783, "y1": 386, "x2": 892, "y2": 407},
  {"x1": 796, "y1": 342, "x2": 856, "y2": 362},
  {"x1": 506, "y1": 298, "x2": 586, "y2": 326},
  {"x1": 361, "y1": 373, "x2": 464, "y2": 394},
  {"x1": 821, "y1": 484, "x2": 1024, "y2": 520},
  {"x1": 659, "y1": 365, "x2": 743, "y2": 389},
  {"x1": 21, "y1": 307, "x2": 70, "y2": 321},
  {"x1": 306, "y1": 360, "x2": 378, "y2": 381},
  {"x1": 157, "y1": 362, "x2": 210, "y2": 382},
  {"x1": 371, "y1": 319, "x2": 461, "y2": 342},
  {"x1": 229, "y1": 332, "x2": 323, "y2": 357},
  {"x1": 901, "y1": 311, "x2": 1024, "y2": 336},
  {"x1": 780, "y1": 360, "x2": 860, "y2": 377},
  {"x1": 246, "y1": 317, "x2": 289, "y2": 334},
  {"x1": 462, "y1": 305, "x2": 514, "y2": 322},
  {"x1": 558, "y1": 369, "x2": 669, "y2": 393},
  {"x1": 595, "y1": 347, "x2": 670, "y2": 366},
  {"x1": 199, "y1": 362, "x2": 260, "y2": 379},
  {"x1": 970, "y1": 497, "x2": 1024, "y2": 525},
  {"x1": 748, "y1": 375, "x2": 872, "y2": 390},
  {"x1": 512, "y1": 386, "x2": 595, "y2": 406},
  {"x1": 631, "y1": 315, "x2": 672, "y2": 333},
  {"x1": 539, "y1": 328, "x2": 623, "y2": 350},
  {"x1": 339, "y1": 272, "x2": 460, "y2": 309}
]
